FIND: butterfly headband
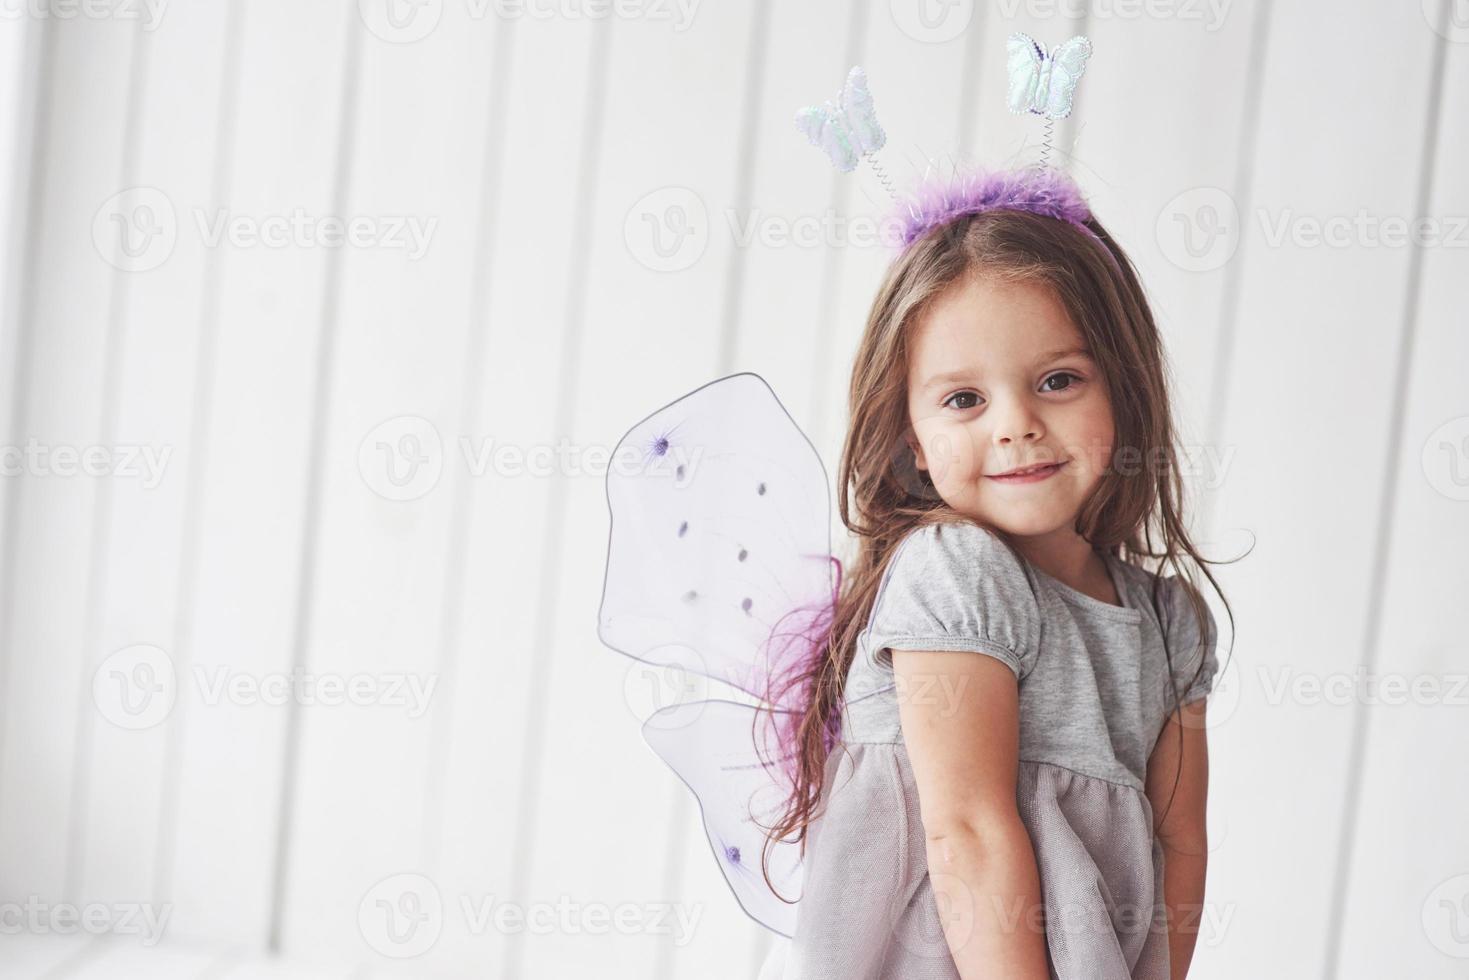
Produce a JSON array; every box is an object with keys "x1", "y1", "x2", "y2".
[{"x1": 795, "y1": 33, "x2": 1096, "y2": 253}]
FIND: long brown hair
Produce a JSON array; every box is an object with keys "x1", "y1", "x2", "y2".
[{"x1": 761, "y1": 204, "x2": 1236, "y2": 898}]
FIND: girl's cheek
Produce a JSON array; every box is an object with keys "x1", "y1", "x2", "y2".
[
  {"x1": 914, "y1": 419, "x2": 981, "y2": 487},
  {"x1": 1072, "y1": 430, "x2": 1114, "y2": 476},
  {"x1": 1079, "y1": 419, "x2": 1116, "y2": 476}
]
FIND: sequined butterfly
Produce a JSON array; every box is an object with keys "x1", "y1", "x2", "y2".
[
  {"x1": 794, "y1": 65, "x2": 887, "y2": 174},
  {"x1": 1006, "y1": 32, "x2": 1093, "y2": 120}
]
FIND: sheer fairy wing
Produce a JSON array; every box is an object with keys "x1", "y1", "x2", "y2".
[
  {"x1": 598, "y1": 372, "x2": 837, "y2": 937},
  {"x1": 599, "y1": 371, "x2": 836, "y2": 706},
  {"x1": 642, "y1": 699, "x2": 805, "y2": 937}
]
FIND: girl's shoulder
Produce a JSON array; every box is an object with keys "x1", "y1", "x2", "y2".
[
  {"x1": 864, "y1": 518, "x2": 1045, "y2": 678},
  {"x1": 885, "y1": 518, "x2": 1036, "y2": 591}
]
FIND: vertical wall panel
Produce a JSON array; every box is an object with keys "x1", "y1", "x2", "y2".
[
  {"x1": 1205, "y1": 2, "x2": 1440, "y2": 977},
  {"x1": 275, "y1": 5, "x2": 501, "y2": 968},
  {"x1": 164, "y1": 0, "x2": 355, "y2": 948},
  {"x1": 1079, "y1": 3, "x2": 1261, "y2": 437},
  {"x1": 1079, "y1": 7, "x2": 1264, "y2": 975},
  {"x1": 0, "y1": 15, "x2": 139, "y2": 904},
  {"x1": 1338, "y1": 12, "x2": 1467, "y2": 978},
  {"x1": 427, "y1": 12, "x2": 603, "y2": 978},
  {"x1": 0, "y1": 15, "x2": 42, "y2": 717},
  {"x1": 74, "y1": 0, "x2": 233, "y2": 913},
  {"x1": 517, "y1": 5, "x2": 758, "y2": 977}
]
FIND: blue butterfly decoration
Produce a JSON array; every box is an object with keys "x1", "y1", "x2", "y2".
[
  {"x1": 794, "y1": 66, "x2": 887, "y2": 174},
  {"x1": 1006, "y1": 32, "x2": 1093, "y2": 120}
]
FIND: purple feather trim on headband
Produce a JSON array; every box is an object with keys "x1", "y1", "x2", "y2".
[{"x1": 886, "y1": 166, "x2": 1094, "y2": 250}]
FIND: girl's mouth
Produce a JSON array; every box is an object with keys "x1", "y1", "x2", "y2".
[{"x1": 986, "y1": 460, "x2": 1067, "y2": 484}]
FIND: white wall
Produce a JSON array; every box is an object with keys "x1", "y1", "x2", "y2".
[{"x1": 0, "y1": 1, "x2": 1465, "y2": 978}]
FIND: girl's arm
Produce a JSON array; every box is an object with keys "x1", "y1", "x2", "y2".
[
  {"x1": 1144, "y1": 699, "x2": 1211, "y2": 980},
  {"x1": 893, "y1": 648, "x2": 1050, "y2": 980}
]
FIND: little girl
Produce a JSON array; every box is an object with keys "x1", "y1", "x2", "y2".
[{"x1": 762, "y1": 167, "x2": 1231, "y2": 980}]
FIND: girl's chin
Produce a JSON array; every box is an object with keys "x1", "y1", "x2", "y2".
[{"x1": 963, "y1": 502, "x2": 1078, "y2": 539}]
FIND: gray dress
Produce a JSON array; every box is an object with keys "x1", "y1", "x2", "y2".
[{"x1": 777, "y1": 520, "x2": 1220, "y2": 980}]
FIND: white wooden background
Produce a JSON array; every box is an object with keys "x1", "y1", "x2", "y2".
[{"x1": 0, "y1": 1, "x2": 1465, "y2": 978}]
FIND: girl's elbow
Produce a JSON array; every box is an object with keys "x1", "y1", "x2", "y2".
[
  {"x1": 1157, "y1": 826, "x2": 1209, "y2": 858},
  {"x1": 924, "y1": 809, "x2": 1032, "y2": 857}
]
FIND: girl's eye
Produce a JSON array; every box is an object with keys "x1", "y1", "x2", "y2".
[
  {"x1": 942, "y1": 391, "x2": 981, "y2": 410},
  {"x1": 1042, "y1": 372, "x2": 1082, "y2": 392},
  {"x1": 943, "y1": 374, "x2": 1082, "y2": 409}
]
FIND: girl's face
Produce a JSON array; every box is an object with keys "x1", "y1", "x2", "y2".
[{"x1": 904, "y1": 274, "x2": 1115, "y2": 541}]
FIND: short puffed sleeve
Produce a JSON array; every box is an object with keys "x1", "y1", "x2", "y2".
[
  {"x1": 862, "y1": 521, "x2": 1043, "y2": 680},
  {"x1": 1159, "y1": 573, "x2": 1220, "y2": 705}
]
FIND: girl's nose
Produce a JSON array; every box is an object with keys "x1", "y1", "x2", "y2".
[{"x1": 991, "y1": 397, "x2": 1045, "y2": 446}]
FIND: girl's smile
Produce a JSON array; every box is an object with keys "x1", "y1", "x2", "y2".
[{"x1": 986, "y1": 459, "x2": 1068, "y2": 483}]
